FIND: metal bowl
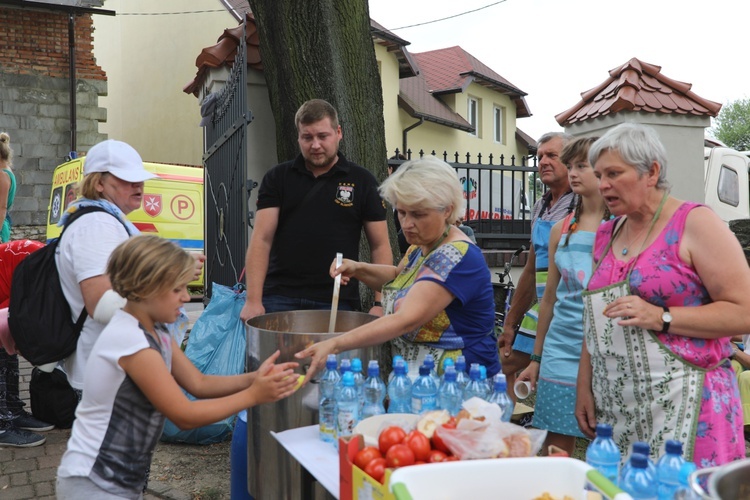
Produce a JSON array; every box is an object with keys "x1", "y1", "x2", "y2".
[{"x1": 691, "y1": 457, "x2": 750, "y2": 499}]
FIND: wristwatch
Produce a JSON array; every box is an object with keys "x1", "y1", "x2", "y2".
[{"x1": 661, "y1": 306, "x2": 672, "y2": 333}]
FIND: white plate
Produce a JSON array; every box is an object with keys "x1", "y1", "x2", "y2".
[{"x1": 353, "y1": 413, "x2": 420, "y2": 447}]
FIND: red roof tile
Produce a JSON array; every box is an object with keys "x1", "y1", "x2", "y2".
[
  {"x1": 556, "y1": 57, "x2": 722, "y2": 126},
  {"x1": 515, "y1": 128, "x2": 537, "y2": 153},
  {"x1": 398, "y1": 74, "x2": 473, "y2": 132},
  {"x1": 183, "y1": 13, "x2": 261, "y2": 96},
  {"x1": 184, "y1": 15, "x2": 418, "y2": 96},
  {"x1": 398, "y1": 46, "x2": 530, "y2": 130},
  {"x1": 370, "y1": 19, "x2": 418, "y2": 79}
]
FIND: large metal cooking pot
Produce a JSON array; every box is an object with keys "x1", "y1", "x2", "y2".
[
  {"x1": 690, "y1": 458, "x2": 750, "y2": 499},
  {"x1": 245, "y1": 310, "x2": 380, "y2": 500}
]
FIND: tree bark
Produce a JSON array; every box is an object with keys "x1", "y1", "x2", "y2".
[
  {"x1": 247, "y1": 0, "x2": 397, "y2": 308},
  {"x1": 247, "y1": 0, "x2": 386, "y2": 174}
]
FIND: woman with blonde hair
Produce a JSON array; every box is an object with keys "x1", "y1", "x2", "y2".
[
  {"x1": 0, "y1": 135, "x2": 51, "y2": 447},
  {"x1": 57, "y1": 235, "x2": 298, "y2": 498},
  {"x1": 0, "y1": 132, "x2": 17, "y2": 243},
  {"x1": 297, "y1": 156, "x2": 499, "y2": 379},
  {"x1": 56, "y1": 140, "x2": 203, "y2": 398}
]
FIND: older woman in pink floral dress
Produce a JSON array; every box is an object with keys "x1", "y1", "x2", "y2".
[{"x1": 576, "y1": 123, "x2": 750, "y2": 468}]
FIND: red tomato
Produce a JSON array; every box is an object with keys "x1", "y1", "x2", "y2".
[
  {"x1": 354, "y1": 446, "x2": 383, "y2": 470},
  {"x1": 363, "y1": 457, "x2": 387, "y2": 482},
  {"x1": 385, "y1": 443, "x2": 416, "y2": 468},
  {"x1": 431, "y1": 427, "x2": 451, "y2": 454},
  {"x1": 403, "y1": 430, "x2": 432, "y2": 462},
  {"x1": 415, "y1": 460, "x2": 427, "y2": 465},
  {"x1": 428, "y1": 450, "x2": 448, "y2": 463},
  {"x1": 378, "y1": 426, "x2": 407, "y2": 455}
]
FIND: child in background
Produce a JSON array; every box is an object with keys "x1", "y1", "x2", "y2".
[{"x1": 57, "y1": 235, "x2": 299, "y2": 499}]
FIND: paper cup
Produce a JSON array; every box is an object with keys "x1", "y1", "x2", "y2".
[{"x1": 514, "y1": 380, "x2": 532, "y2": 400}]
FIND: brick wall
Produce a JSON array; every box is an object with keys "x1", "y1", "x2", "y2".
[
  {"x1": 0, "y1": 6, "x2": 108, "y2": 241},
  {"x1": 0, "y1": 8, "x2": 106, "y2": 80}
]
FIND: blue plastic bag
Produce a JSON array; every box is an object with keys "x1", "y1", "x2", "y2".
[{"x1": 161, "y1": 283, "x2": 247, "y2": 444}]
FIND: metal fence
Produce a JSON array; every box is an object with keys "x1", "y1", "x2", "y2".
[
  {"x1": 387, "y1": 149, "x2": 542, "y2": 250},
  {"x1": 202, "y1": 23, "x2": 252, "y2": 298}
]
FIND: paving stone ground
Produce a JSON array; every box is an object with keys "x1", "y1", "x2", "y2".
[
  {"x1": 0, "y1": 358, "x2": 194, "y2": 500},
  {"x1": 0, "y1": 306, "x2": 207, "y2": 500}
]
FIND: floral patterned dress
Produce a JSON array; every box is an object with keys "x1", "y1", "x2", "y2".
[
  {"x1": 382, "y1": 241, "x2": 500, "y2": 377},
  {"x1": 587, "y1": 202, "x2": 744, "y2": 467}
]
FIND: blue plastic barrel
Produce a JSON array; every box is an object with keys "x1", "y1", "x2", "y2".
[{"x1": 230, "y1": 410, "x2": 253, "y2": 500}]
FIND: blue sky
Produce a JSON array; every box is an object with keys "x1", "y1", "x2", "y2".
[{"x1": 368, "y1": 0, "x2": 749, "y2": 142}]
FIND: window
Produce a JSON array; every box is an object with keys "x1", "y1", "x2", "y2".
[
  {"x1": 493, "y1": 106, "x2": 504, "y2": 144},
  {"x1": 718, "y1": 164, "x2": 740, "y2": 207},
  {"x1": 467, "y1": 97, "x2": 479, "y2": 137}
]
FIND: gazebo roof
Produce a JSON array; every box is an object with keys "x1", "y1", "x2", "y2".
[{"x1": 555, "y1": 57, "x2": 721, "y2": 126}]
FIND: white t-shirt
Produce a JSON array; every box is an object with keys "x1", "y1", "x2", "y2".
[
  {"x1": 56, "y1": 212, "x2": 130, "y2": 390},
  {"x1": 58, "y1": 310, "x2": 173, "y2": 498}
]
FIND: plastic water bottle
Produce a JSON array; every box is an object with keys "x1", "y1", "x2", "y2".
[
  {"x1": 411, "y1": 364, "x2": 438, "y2": 414},
  {"x1": 334, "y1": 358, "x2": 351, "y2": 398},
  {"x1": 454, "y1": 355, "x2": 469, "y2": 391},
  {"x1": 620, "y1": 453, "x2": 657, "y2": 499},
  {"x1": 387, "y1": 359, "x2": 412, "y2": 413},
  {"x1": 318, "y1": 354, "x2": 340, "y2": 443},
  {"x1": 463, "y1": 363, "x2": 489, "y2": 401},
  {"x1": 336, "y1": 372, "x2": 360, "y2": 441},
  {"x1": 437, "y1": 366, "x2": 462, "y2": 416},
  {"x1": 350, "y1": 358, "x2": 366, "y2": 409},
  {"x1": 440, "y1": 357, "x2": 455, "y2": 380},
  {"x1": 423, "y1": 354, "x2": 440, "y2": 388},
  {"x1": 585, "y1": 423, "x2": 621, "y2": 486},
  {"x1": 389, "y1": 355, "x2": 410, "y2": 383},
  {"x1": 621, "y1": 442, "x2": 655, "y2": 486},
  {"x1": 487, "y1": 374, "x2": 514, "y2": 422},
  {"x1": 674, "y1": 462, "x2": 699, "y2": 500},
  {"x1": 656, "y1": 440, "x2": 686, "y2": 500},
  {"x1": 362, "y1": 360, "x2": 386, "y2": 419},
  {"x1": 479, "y1": 365, "x2": 489, "y2": 393}
]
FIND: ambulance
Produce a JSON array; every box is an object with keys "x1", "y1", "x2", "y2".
[{"x1": 47, "y1": 157, "x2": 205, "y2": 291}]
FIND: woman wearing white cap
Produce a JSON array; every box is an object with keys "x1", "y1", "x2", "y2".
[{"x1": 55, "y1": 140, "x2": 200, "y2": 396}]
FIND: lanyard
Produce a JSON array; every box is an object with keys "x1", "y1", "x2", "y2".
[{"x1": 592, "y1": 191, "x2": 669, "y2": 281}]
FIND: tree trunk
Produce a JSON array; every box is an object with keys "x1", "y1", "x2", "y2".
[
  {"x1": 247, "y1": 0, "x2": 386, "y2": 173},
  {"x1": 247, "y1": 0, "x2": 397, "y2": 308}
]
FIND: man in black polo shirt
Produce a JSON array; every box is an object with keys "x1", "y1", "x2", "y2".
[{"x1": 240, "y1": 99, "x2": 391, "y2": 321}]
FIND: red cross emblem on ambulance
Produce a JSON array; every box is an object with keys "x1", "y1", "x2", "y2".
[{"x1": 143, "y1": 194, "x2": 162, "y2": 217}]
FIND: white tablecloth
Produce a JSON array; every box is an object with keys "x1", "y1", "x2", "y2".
[{"x1": 271, "y1": 425, "x2": 340, "y2": 498}]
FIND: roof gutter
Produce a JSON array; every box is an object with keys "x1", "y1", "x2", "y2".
[{"x1": 402, "y1": 117, "x2": 424, "y2": 155}]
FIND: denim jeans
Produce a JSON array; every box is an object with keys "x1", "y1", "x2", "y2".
[{"x1": 262, "y1": 295, "x2": 356, "y2": 314}]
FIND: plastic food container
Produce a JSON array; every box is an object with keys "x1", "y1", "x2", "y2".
[
  {"x1": 389, "y1": 456, "x2": 629, "y2": 500},
  {"x1": 353, "y1": 414, "x2": 420, "y2": 447}
]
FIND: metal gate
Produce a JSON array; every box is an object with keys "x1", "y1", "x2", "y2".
[{"x1": 202, "y1": 22, "x2": 253, "y2": 299}]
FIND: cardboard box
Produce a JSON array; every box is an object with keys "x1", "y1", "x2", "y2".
[{"x1": 340, "y1": 434, "x2": 395, "y2": 500}]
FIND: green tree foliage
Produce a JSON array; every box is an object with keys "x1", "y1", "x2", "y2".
[{"x1": 714, "y1": 98, "x2": 750, "y2": 151}]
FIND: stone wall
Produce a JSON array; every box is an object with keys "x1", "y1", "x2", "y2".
[{"x1": 0, "y1": 7, "x2": 107, "y2": 241}]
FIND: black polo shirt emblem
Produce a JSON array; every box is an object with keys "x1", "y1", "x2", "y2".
[{"x1": 336, "y1": 183, "x2": 354, "y2": 207}]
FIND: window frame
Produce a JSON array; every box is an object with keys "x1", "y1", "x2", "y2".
[{"x1": 467, "y1": 96, "x2": 479, "y2": 137}]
